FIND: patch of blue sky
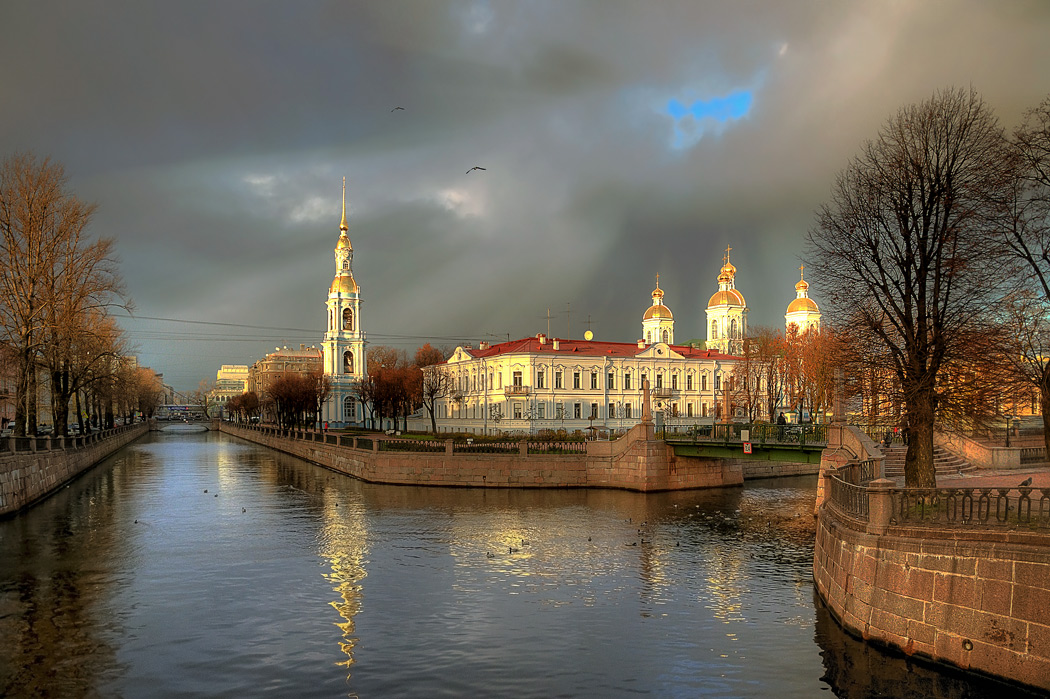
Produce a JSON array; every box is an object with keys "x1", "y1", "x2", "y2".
[{"x1": 666, "y1": 90, "x2": 754, "y2": 149}]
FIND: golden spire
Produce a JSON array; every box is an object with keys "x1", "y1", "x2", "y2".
[{"x1": 340, "y1": 176, "x2": 348, "y2": 232}]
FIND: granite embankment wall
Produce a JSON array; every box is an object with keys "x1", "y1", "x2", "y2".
[
  {"x1": 220, "y1": 422, "x2": 744, "y2": 492},
  {"x1": 814, "y1": 483, "x2": 1050, "y2": 691},
  {"x1": 0, "y1": 423, "x2": 149, "y2": 516},
  {"x1": 741, "y1": 460, "x2": 819, "y2": 480}
]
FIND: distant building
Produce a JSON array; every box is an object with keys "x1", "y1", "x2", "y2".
[
  {"x1": 209, "y1": 364, "x2": 249, "y2": 416},
  {"x1": 425, "y1": 280, "x2": 743, "y2": 435},
  {"x1": 248, "y1": 345, "x2": 323, "y2": 422}
]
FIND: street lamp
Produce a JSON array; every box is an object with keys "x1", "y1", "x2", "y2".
[{"x1": 1004, "y1": 414, "x2": 1013, "y2": 448}]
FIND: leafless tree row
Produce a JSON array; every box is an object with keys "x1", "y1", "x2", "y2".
[{"x1": 0, "y1": 153, "x2": 158, "y2": 436}]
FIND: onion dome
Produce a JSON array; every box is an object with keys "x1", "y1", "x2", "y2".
[
  {"x1": 786, "y1": 264, "x2": 818, "y2": 314},
  {"x1": 330, "y1": 275, "x2": 359, "y2": 294},
  {"x1": 643, "y1": 274, "x2": 673, "y2": 320},
  {"x1": 708, "y1": 289, "x2": 747, "y2": 307},
  {"x1": 787, "y1": 296, "x2": 818, "y2": 313},
  {"x1": 643, "y1": 304, "x2": 674, "y2": 320}
]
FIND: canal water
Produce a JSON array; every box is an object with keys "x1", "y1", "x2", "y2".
[{"x1": 0, "y1": 433, "x2": 1038, "y2": 698}]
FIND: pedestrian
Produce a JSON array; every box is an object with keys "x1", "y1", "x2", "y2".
[
  {"x1": 777, "y1": 412, "x2": 786, "y2": 426},
  {"x1": 323, "y1": 421, "x2": 328, "y2": 432}
]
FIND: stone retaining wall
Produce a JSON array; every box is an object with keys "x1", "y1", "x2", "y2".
[
  {"x1": 0, "y1": 423, "x2": 149, "y2": 516},
  {"x1": 814, "y1": 503, "x2": 1050, "y2": 691},
  {"x1": 220, "y1": 422, "x2": 743, "y2": 492},
  {"x1": 741, "y1": 460, "x2": 820, "y2": 480}
]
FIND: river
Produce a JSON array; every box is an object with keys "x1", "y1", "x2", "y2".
[{"x1": 0, "y1": 432, "x2": 1037, "y2": 697}]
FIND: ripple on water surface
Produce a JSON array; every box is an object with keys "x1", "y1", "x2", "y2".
[{"x1": 0, "y1": 434, "x2": 1041, "y2": 698}]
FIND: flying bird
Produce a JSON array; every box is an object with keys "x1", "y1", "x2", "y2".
[
  {"x1": 391, "y1": 106, "x2": 405, "y2": 112},
  {"x1": 466, "y1": 166, "x2": 486, "y2": 174}
]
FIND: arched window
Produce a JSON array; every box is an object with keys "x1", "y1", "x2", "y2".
[
  {"x1": 342, "y1": 308, "x2": 353, "y2": 331},
  {"x1": 730, "y1": 319, "x2": 738, "y2": 338},
  {"x1": 646, "y1": 330, "x2": 651, "y2": 343},
  {"x1": 661, "y1": 329, "x2": 669, "y2": 344},
  {"x1": 343, "y1": 396, "x2": 355, "y2": 420},
  {"x1": 342, "y1": 260, "x2": 349, "y2": 270},
  {"x1": 343, "y1": 350, "x2": 354, "y2": 374},
  {"x1": 711, "y1": 320, "x2": 718, "y2": 339}
]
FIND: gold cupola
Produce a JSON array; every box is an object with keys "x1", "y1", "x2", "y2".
[{"x1": 642, "y1": 274, "x2": 675, "y2": 344}]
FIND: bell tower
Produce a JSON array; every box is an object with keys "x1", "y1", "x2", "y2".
[{"x1": 322, "y1": 178, "x2": 367, "y2": 426}]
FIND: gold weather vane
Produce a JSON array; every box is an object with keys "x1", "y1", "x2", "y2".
[{"x1": 340, "y1": 177, "x2": 348, "y2": 232}]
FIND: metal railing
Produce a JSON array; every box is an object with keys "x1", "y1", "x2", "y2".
[
  {"x1": 527, "y1": 440, "x2": 586, "y2": 454},
  {"x1": 378, "y1": 438, "x2": 444, "y2": 453},
  {"x1": 889, "y1": 487, "x2": 1050, "y2": 530},
  {"x1": 826, "y1": 459, "x2": 877, "y2": 522},
  {"x1": 851, "y1": 424, "x2": 906, "y2": 446},
  {"x1": 453, "y1": 441, "x2": 520, "y2": 454},
  {"x1": 662, "y1": 422, "x2": 828, "y2": 447}
]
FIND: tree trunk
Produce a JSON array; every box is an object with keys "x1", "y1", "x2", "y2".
[
  {"x1": 904, "y1": 390, "x2": 937, "y2": 489},
  {"x1": 1041, "y1": 387, "x2": 1050, "y2": 461}
]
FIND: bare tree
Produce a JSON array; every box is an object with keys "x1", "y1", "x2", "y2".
[
  {"x1": 0, "y1": 153, "x2": 129, "y2": 436},
  {"x1": 415, "y1": 343, "x2": 450, "y2": 433},
  {"x1": 1001, "y1": 95, "x2": 1050, "y2": 455},
  {"x1": 190, "y1": 379, "x2": 215, "y2": 419},
  {"x1": 808, "y1": 88, "x2": 1012, "y2": 487}
]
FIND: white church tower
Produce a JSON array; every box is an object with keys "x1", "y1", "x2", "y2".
[
  {"x1": 706, "y1": 246, "x2": 748, "y2": 355},
  {"x1": 322, "y1": 178, "x2": 367, "y2": 427},
  {"x1": 785, "y1": 264, "x2": 821, "y2": 335},
  {"x1": 641, "y1": 274, "x2": 674, "y2": 345}
]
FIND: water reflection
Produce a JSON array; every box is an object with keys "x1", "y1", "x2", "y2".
[
  {"x1": 317, "y1": 493, "x2": 368, "y2": 677},
  {"x1": 0, "y1": 434, "x2": 1039, "y2": 698}
]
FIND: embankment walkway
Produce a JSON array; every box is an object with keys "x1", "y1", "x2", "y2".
[{"x1": 814, "y1": 425, "x2": 1050, "y2": 692}]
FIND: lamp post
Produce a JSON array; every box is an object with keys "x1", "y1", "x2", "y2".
[{"x1": 1005, "y1": 414, "x2": 1013, "y2": 448}]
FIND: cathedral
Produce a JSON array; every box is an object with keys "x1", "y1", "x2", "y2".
[
  {"x1": 423, "y1": 248, "x2": 823, "y2": 435},
  {"x1": 321, "y1": 179, "x2": 367, "y2": 427}
]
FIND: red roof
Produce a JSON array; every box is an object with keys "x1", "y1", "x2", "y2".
[{"x1": 453, "y1": 337, "x2": 740, "y2": 362}]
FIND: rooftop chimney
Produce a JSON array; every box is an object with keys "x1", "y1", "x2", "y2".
[
  {"x1": 552, "y1": 338, "x2": 560, "y2": 350},
  {"x1": 479, "y1": 341, "x2": 489, "y2": 350},
  {"x1": 538, "y1": 333, "x2": 546, "y2": 345},
  {"x1": 638, "y1": 339, "x2": 645, "y2": 349}
]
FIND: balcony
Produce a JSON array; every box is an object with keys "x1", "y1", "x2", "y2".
[
  {"x1": 504, "y1": 385, "x2": 531, "y2": 397},
  {"x1": 652, "y1": 387, "x2": 674, "y2": 399}
]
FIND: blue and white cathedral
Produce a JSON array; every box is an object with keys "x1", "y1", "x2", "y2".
[{"x1": 322, "y1": 178, "x2": 367, "y2": 427}]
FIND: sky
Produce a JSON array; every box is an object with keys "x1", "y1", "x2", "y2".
[{"x1": 3, "y1": 1, "x2": 1050, "y2": 391}]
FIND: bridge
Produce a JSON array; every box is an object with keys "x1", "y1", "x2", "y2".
[
  {"x1": 660, "y1": 422, "x2": 828, "y2": 463},
  {"x1": 153, "y1": 406, "x2": 213, "y2": 432}
]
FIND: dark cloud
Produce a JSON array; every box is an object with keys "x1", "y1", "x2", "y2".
[{"x1": 3, "y1": 1, "x2": 1049, "y2": 389}]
